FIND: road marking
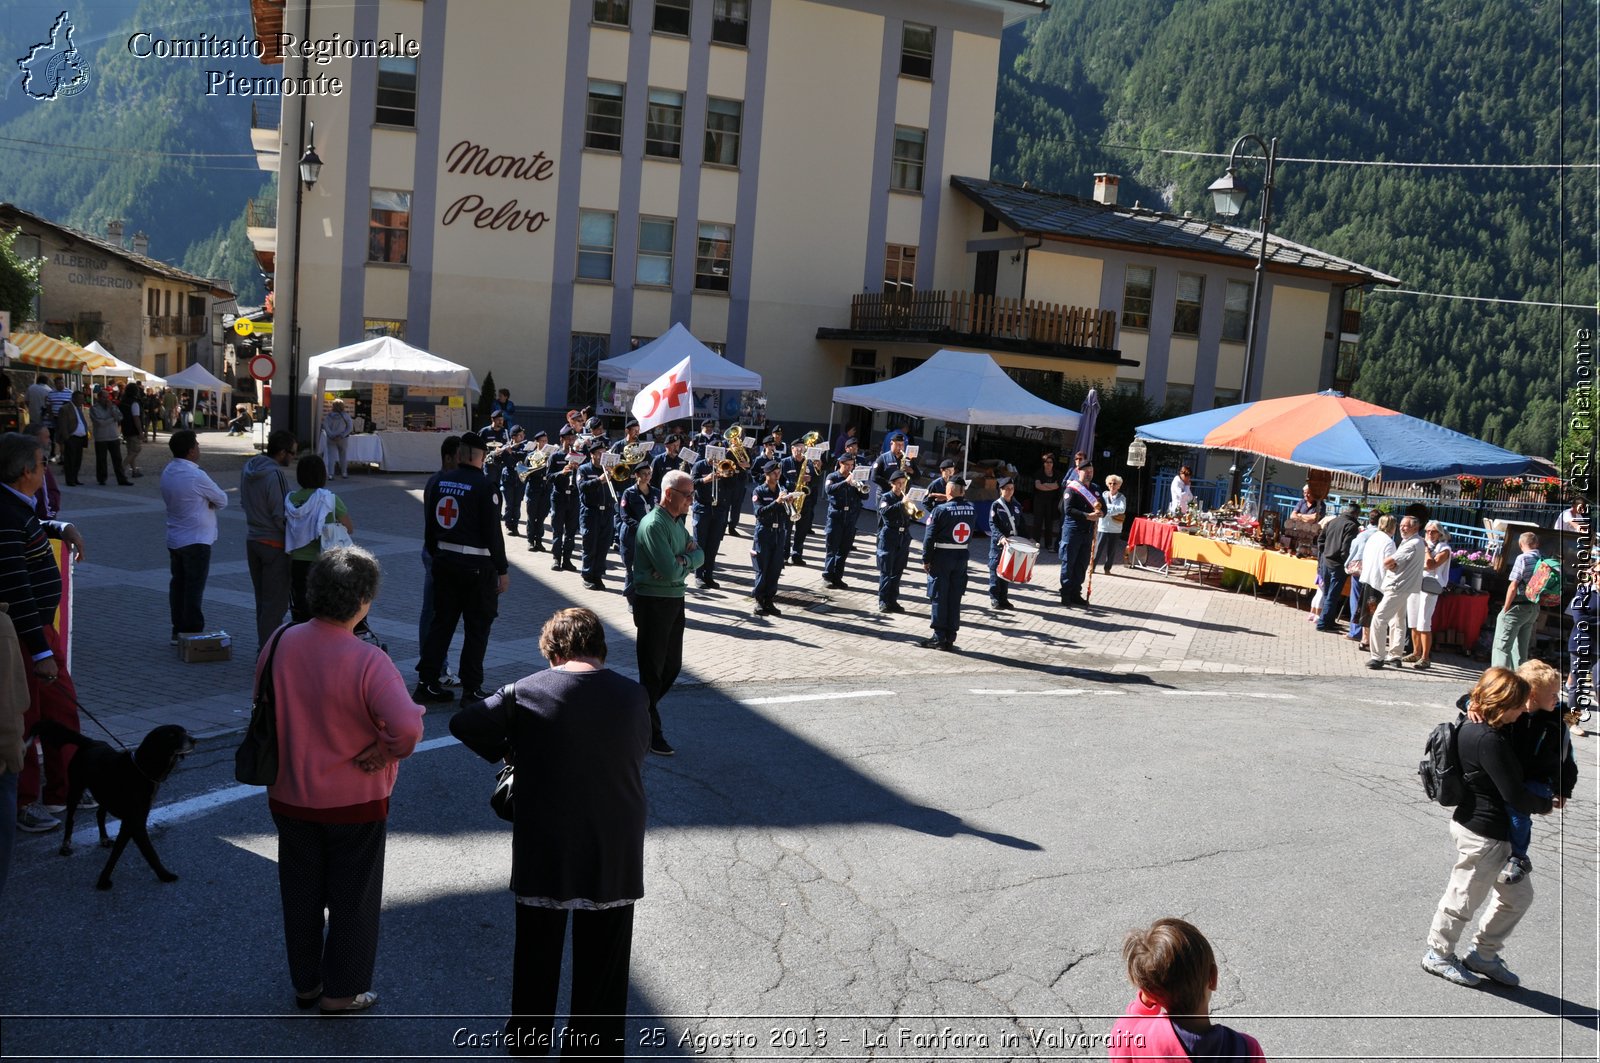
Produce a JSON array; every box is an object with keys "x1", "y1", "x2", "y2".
[
  {"x1": 1159, "y1": 690, "x2": 1300, "y2": 701},
  {"x1": 70, "y1": 734, "x2": 465, "y2": 846},
  {"x1": 742, "y1": 690, "x2": 895, "y2": 705}
]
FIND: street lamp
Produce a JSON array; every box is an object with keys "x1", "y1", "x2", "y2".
[{"x1": 298, "y1": 124, "x2": 323, "y2": 189}]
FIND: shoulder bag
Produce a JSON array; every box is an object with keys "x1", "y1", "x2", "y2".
[
  {"x1": 486, "y1": 684, "x2": 517, "y2": 822},
  {"x1": 234, "y1": 622, "x2": 297, "y2": 786}
]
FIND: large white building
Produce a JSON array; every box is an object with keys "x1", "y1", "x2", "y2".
[{"x1": 247, "y1": 0, "x2": 1392, "y2": 437}]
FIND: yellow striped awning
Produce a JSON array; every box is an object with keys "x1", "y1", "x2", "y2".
[{"x1": 10, "y1": 332, "x2": 115, "y2": 371}]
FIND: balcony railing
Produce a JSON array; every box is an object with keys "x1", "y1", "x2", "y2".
[
  {"x1": 848, "y1": 291, "x2": 1118, "y2": 352},
  {"x1": 246, "y1": 197, "x2": 276, "y2": 229}
]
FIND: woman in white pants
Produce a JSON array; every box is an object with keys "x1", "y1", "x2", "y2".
[{"x1": 1405, "y1": 522, "x2": 1453, "y2": 669}]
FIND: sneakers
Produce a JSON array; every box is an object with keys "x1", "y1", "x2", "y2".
[
  {"x1": 16, "y1": 804, "x2": 60, "y2": 833},
  {"x1": 440, "y1": 669, "x2": 461, "y2": 688},
  {"x1": 1421, "y1": 949, "x2": 1483, "y2": 987},
  {"x1": 1497, "y1": 854, "x2": 1531, "y2": 885},
  {"x1": 412, "y1": 681, "x2": 455, "y2": 704},
  {"x1": 43, "y1": 793, "x2": 96, "y2": 814},
  {"x1": 649, "y1": 734, "x2": 676, "y2": 757},
  {"x1": 461, "y1": 687, "x2": 494, "y2": 703},
  {"x1": 1462, "y1": 951, "x2": 1521, "y2": 987}
]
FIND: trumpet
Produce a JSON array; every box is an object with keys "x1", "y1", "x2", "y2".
[
  {"x1": 903, "y1": 493, "x2": 925, "y2": 520},
  {"x1": 723, "y1": 425, "x2": 749, "y2": 468}
]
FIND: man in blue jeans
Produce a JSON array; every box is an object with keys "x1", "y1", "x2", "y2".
[{"x1": 1314, "y1": 502, "x2": 1362, "y2": 631}]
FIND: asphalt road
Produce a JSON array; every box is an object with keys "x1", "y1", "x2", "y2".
[{"x1": 2, "y1": 669, "x2": 1595, "y2": 1062}]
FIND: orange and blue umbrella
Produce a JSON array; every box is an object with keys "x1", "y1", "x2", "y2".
[{"x1": 1135, "y1": 391, "x2": 1528, "y2": 483}]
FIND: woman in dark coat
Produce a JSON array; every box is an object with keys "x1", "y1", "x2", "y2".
[{"x1": 452, "y1": 607, "x2": 650, "y2": 1057}]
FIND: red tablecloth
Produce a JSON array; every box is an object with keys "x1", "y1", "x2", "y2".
[
  {"x1": 1127, "y1": 517, "x2": 1175, "y2": 563},
  {"x1": 1434, "y1": 592, "x2": 1490, "y2": 649}
]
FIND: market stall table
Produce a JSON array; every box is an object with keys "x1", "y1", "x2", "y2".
[
  {"x1": 318, "y1": 432, "x2": 384, "y2": 467},
  {"x1": 376, "y1": 430, "x2": 447, "y2": 472},
  {"x1": 1433, "y1": 591, "x2": 1491, "y2": 651},
  {"x1": 1127, "y1": 517, "x2": 1175, "y2": 570}
]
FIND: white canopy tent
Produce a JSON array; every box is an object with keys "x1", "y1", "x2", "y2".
[
  {"x1": 300, "y1": 335, "x2": 482, "y2": 397},
  {"x1": 830, "y1": 349, "x2": 1081, "y2": 476},
  {"x1": 164, "y1": 363, "x2": 232, "y2": 428},
  {"x1": 597, "y1": 322, "x2": 762, "y2": 390},
  {"x1": 84, "y1": 341, "x2": 165, "y2": 384}
]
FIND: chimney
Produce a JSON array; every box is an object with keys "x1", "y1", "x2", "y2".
[
  {"x1": 132, "y1": 231, "x2": 149, "y2": 255},
  {"x1": 106, "y1": 219, "x2": 123, "y2": 245},
  {"x1": 1092, "y1": 173, "x2": 1120, "y2": 207}
]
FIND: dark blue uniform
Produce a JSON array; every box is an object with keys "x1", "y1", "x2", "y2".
[
  {"x1": 988, "y1": 496, "x2": 1023, "y2": 607},
  {"x1": 491, "y1": 440, "x2": 529, "y2": 535},
  {"x1": 876, "y1": 485, "x2": 913, "y2": 609},
  {"x1": 617, "y1": 479, "x2": 658, "y2": 604},
  {"x1": 870, "y1": 450, "x2": 911, "y2": 493},
  {"x1": 724, "y1": 453, "x2": 751, "y2": 537},
  {"x1": 690, "y1": 459, "x2": 731, "y2": 587},
  {"x1": 419, "y1": 461, "x2": 507, "y2": 692},
  {"x1": 1058, "y1": 476, "x2": 1102, "y2": 604},
  {"x1": 577, "y1": 459, "x2": 617, "y2": 586},
  {"x1": 750, "y1": 479, "x2": 789, "y2": 611},
  {"x1": 652, "y1": 448, "x2": 689, "y2": 485},
  {"x1": 478, "y1": 421, "x2": 510, "y2": 446},
  {"x1": 781, "y1": 454, "x2": 821, "y2": 564},
  {"x1": 924, "y1": 496, "x2": 977, "y2": 647},
  {"x1": 822, "y1": 469, "x2": 865, "y2": 585},
  {"x1": 546, "y1": 454, "x2": 582, "y2": 569},
  {"x1": 521, "y1": 446, "x2": 550, "y2": 550}
]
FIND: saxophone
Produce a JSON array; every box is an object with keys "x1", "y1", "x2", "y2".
[{"x1": 786, "y1": 456, "x2": 813, "y2": 523}]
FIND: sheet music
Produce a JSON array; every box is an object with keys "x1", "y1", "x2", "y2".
[
  {"x1": 906, "y1": 487, "x2": 928, "y2": 503},
  {"x1": 680, "y1": 447, "x2": 699, "y2": 465},
  {"x1": 805, "y1": 445, "x2": 825, "y2": 462},
  {"x1": 705, "y1": 444, "x2": 728, "y2": 463},
  {"x1": 849, "y1": 466, "x2": 868, "y2": 484}
]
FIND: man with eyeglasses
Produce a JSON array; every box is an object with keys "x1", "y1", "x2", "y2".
[{"x1": 631, "y1": 470, "x2": 703, "y2": 757}]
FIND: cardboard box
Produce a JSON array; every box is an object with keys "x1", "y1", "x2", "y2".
[{"x1": 179, "y1": 631, "x2": 232, "y2": 663}]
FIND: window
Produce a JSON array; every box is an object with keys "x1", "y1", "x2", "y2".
[
  {"x1": 577, "y1": 210, "x2": 616, "y2": 281},
  {"x1": 593, "y1": 0, "x2": 630, "y2": 26},
  {"x1": 654, "y1": 0, "x2": 690, "y2": 35},
  {"x1": 364, "y1": 318, "x2": 406, "y2": 339},
  {"x1": 704, "y1": 97, "x2": 742, "y2": 166},
  {"x1": 695, "y1": 222, "x2": 733, "y2": 291},
  {"x1": 1121, "y1": 265, "x2": 1153, "y2": 328},
  {"x1": 884, "y1": 244, "x2": 917, "y2": 298},
  {"x1": 367, "y1": 189, "x2": 411, "y2": 264},
  {"x1": 375, "y1": 57, "x2": 417, "y2": 126},
  {"x1": 569, "y1": 333, "x2": 609, "y2": 408},
  {"x1": 901, "y1": 23, "x2": 934, "y2": 78},
  {"x1": 1212, "y1": 387, "x2": 1241, "y2": 408},
  {"x1": 712, "y1": 0, "x2": 749, "y2": 44},
  {"x1": 1114, "y1": 377, "x2": 1143, "y2": 397},
  {"x1": 645, "y1": 88, "x2": 685, "y2": 159},
  {"x1": 585, "y1": 80, "x2": 624, "y2": 151},
  {"x1": 636, "y1": 216, "x2": 674, "y2": 286},
  {"x1": 891, "y1": 127, "x2": 926, "y2": 192},
  {"x1": 1163, "y1": 383, "x2": 1194, "y2": 416},
  {"x1": 1222, "y1": 279, "x2": 1251, "y2": 342},
  {"x1": 1173, "y1": 273, "x2": 1204, "y2": 335}
]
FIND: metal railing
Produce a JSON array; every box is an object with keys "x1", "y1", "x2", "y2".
[{"x1": 847, "y1": 291, "x2": 1118, "y2": 351}]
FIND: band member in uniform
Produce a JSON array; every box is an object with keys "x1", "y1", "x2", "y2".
[
  {"x1": 822, "y1": 452, "x2": 865, "y2": 590},
  {"x1": 547, "y1": 432, "x2": 582, "y2": 573},
  {"x1": 417, "y1": 435, "x2": 462, "y2": 688},
  {"x1": 479, "y1": 410, "x2": 510, "y2": 447},
  {"x1": 577, "y1": 440, "x2": 617, "y2": 590},
  {"x1": 583, "y1": 416, "x2": 611, "y2": 450},
  {"x1": 494, "y1": 425, "x2": 528, "y2": 536},
  {"x1": 750, "y1": 460, "x2": 792, "y2": 617},
  {"x1": 832, "y1": 436, "x2": 862, "y2": 476},
  {"x1": 691, "y1": 419, "x2": 718, "y2": 452},
  {"x1": 522, "y1": 429, "x2": 551, "y2": 551},
  {"x1": 689, "y1": 450, "x2": 731, "y2": 589},
  {"x1": 924, "y1": 458, "x2": 958, "y2": 508},
  {"x1": 876, "y1": 465, "x2": 913, "y2": 613},
  {"x1": 617, "y1": 462, "x2": 657, "y2": 607},
  {"x1": 870, "y1": 431, "x2": 912, "y2": 493},
  {"x1": 988, "y1": 477, "x2": 1023, "y2": 610},
  {"x1": 415, "y1": 432, "x2": 509, "y2": 702},
  {"x1": 651, "y1": 434, "x2": 688, "y2": 484},
  {"x1": 921, "y1": 476, "x2": 975, "y2": 651},
  {"x1": 1058, "y1": 457, "x2": 1103, "y2": 606},
  {"x1": 781, "y1": 440, "x2": 821, "y2": 566},
  {"x1": 724, "y1": 432, "x2": 752, "y2": 540},
  {"x1": 609, "y1": 419, "x2": 644, "y2": 455}
]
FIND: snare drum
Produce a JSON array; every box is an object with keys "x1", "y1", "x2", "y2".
[{"x1": 998, "y1": 537, "x2": 1039, "y2": 584}]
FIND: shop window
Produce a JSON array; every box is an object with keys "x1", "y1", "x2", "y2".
[{"x1": 1121, "y1": 265, "x2": 1153, "y2": 328}]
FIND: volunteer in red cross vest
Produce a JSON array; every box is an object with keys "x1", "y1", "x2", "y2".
[
  {"x1": 921, "y1": 475, "x2": 976, "y2": 651},
  {"x1": 1057, "y1": 458, "x2": 1103, "y2": 606},
  {"x1": 415, "y1": 432, "x2": 509, "y2": 703}
]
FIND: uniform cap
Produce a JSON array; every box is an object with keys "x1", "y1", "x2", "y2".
[
  {"x1": 558, "y1": 425, "x2": 575, "y2": 437},
  {"x1": 939, "y1": 458, "x2": 957, "y2": 470},
  {"x1": 585, "y1": 440, "x2": 606, "y2": 454},
  {"x1": 491, "y1": 410, "x2": 505, "y2": 419},
  {"x1": 1075, "y1": 458, "x2": 1094, "y2": 470},
  {"x1": 625, "y1": 418, "x2": 640, "y2": 429},
  {"x1": 510, "y1": 425, "x2": 525, "y2": 437},
  {"x1": 532, "y1": 429, "x2": 548, "y2": 440},
  {"x1": 888, "y1": 467, "x2": 908, "y2": 482},
  {"x1": 458, "y1": 432, "x2": 489, "y2": 453},
  {"x1": 762, "y1": 459, "x2": 782, "y2": 474},
  {"x1": 997, "y1": 477, "x2": 1014, "y2": 489}
]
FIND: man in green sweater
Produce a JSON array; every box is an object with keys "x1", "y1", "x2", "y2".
[{"x1": 632, "y1": 469, "x2": 704, "y2": 756}]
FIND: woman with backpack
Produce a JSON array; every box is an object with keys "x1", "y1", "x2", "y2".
[{"x1": 1421, "y1": 667, "x2": 1551, "y2": 989}]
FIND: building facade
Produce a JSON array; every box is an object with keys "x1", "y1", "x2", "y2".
[{"x1": 0, "y1": 205, "x2": 234, "y2": 378}]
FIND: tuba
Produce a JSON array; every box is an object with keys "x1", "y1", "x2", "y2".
[{"x1": 723, "y1": 425, "x2": 749, "y2": 468}]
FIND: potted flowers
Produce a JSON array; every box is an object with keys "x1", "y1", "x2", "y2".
[
  {"x1": 1456, "y1": 549, "x2": 1495, "y2": 592},
  {"x1": 1458, "y1": 475, "x2": 1483, "y2": 499}
]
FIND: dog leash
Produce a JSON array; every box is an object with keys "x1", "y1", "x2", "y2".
[{"x1": 64, "y1": 693, "x2": 131, "y2": 752}]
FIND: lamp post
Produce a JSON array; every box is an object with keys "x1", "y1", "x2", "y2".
[
  {"x1": 284, "y1": 120, "x2": 322, "y2": 436},
  {"x1": 1208, "y1": 133, "x2": 1277, "y2": 504}
]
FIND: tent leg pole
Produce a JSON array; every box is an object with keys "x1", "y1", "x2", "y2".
[
  {"x1": 962, "y1": 424, "x2": 971, "y2": 480},
  {"x1": 826, "y1": 402, "x2": 835, "y2": 449}
]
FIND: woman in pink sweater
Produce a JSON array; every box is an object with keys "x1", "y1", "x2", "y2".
[{"x1": 260, "y1": 547, "x2": 425, "y2": 1015}]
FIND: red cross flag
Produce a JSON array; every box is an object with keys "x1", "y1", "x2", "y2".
[{"x1": 631, "y1": 354, "x2": 694, "y2": 434}]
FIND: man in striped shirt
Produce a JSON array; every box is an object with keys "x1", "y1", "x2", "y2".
[
  {"x1": 44, "y1": 379, "x2": 73, "y2": 462},
  {"x1": 0, "y1": 432, "x2": 87, "y2": 833}
]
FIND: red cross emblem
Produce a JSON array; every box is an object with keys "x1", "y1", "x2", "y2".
[
  {"x1": 952, "y1": 522, "x2": 971, "y2": 544},
  {"x1": 435, "y1": 496, "x2": 461, "y2": 529},
  {"x1": 643, "y1": 372, "x2": 690, "y2": 418}
]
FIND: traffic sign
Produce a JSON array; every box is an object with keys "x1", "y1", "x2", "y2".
[
  {"x1": 233, "y1": 319, "x2": 274, "y2": 336},
  {"x1": 248, "y1": 352, "x2": 276, "y2": 382}
]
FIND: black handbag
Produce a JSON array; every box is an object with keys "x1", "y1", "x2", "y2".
[
  {"x1": 234, "y1": 623, "x2": 295, "y2": 786},
  {"x1": 489, "y1": 760, "x2": 515, "y2": 822}
]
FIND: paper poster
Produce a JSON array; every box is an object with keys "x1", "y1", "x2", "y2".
[{"x1": 448, "y1": 395, "x2": 465, "y2": 408}]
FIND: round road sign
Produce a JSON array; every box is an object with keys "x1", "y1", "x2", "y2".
[{"x1": 248, "y1": 352, "x2": 276, "y2": 382}]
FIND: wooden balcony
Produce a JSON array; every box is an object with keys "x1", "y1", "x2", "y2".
[{"x1": 832, "y1": 290, "x2": 1121, "y2": 361}]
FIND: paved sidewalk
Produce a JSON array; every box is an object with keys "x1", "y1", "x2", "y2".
[{"x1": 54, "y1": 431, "x2": 1487, "y2": 746}]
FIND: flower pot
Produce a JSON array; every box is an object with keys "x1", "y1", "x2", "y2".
[{"x1": 1463, "y1": 569, "x2": 1485, "y2": 593}]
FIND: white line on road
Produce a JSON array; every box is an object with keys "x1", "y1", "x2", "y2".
[{"x1": 742, "y1": 690, "x2": 896, "y2": 705}]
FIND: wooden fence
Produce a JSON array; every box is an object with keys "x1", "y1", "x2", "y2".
[{"x1": 849, "y1": 291, "x2": 1117, "y2": 351}]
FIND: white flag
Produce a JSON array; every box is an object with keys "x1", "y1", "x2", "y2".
[{"x1": 630, "y1": 354, "x2": 694, "y2": 434}]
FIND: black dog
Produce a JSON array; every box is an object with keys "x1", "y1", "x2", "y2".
[{"x1": 28, "y1": 720, "x2": 196, "y2": 890}]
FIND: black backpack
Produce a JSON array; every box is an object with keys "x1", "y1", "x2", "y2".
[{"x1": 1419, "y1": 712, "x2": 1471, "y2": 806}]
